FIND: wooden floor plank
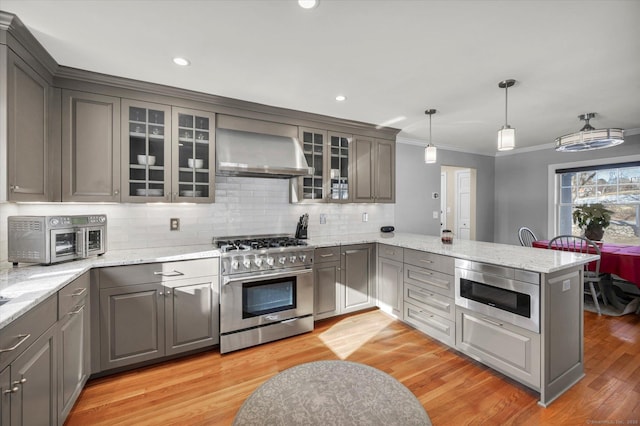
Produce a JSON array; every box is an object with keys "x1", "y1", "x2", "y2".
[{"x1": 65, "y1": 309, "x2": 640, "y2": 425}]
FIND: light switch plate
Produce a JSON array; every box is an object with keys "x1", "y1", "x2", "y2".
[
  {"x1": 170, "y1": 218, "x2": 180, "y2": 231},
  {"x1": 362, "y1": 212, "x2": 368, "y2": 222},
  {"x1": 562, "y1": 279, "x2": 571, "y2": 291},
  {"x1": 320, "y1": 214, "x2": 327, "y2": 224},
  {"x1": 433, "y1": 211, "x2": 439, "y2": 219}
]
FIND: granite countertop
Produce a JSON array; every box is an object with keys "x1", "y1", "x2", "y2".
[
  {"x1": 0, "y1": 232, "x2": 597, "y2": 330},
  {"x1": 307, "y1": 232, "x2": 599, "y2": 274},
  {"x1": 0, "y1": 245, "x2": 220, "y2": 329}
]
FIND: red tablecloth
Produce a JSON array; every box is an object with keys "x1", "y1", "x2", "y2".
[{"x1": 532, "y1": 240, "x2": 640, "y2": 287}]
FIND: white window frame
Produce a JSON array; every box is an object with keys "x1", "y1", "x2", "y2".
[{"x1": 547, "y1": 154, "x2": 640, "y2": 238}]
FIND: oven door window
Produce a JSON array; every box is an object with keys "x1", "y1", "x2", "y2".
[
  {"x1": 87, "y1": 228, "x2": 103, "y2": 252},
  {"x1": 242, "y1": 277, "x2": 297, "y2": 318},
  {"x1": 52, "y1": 230, "x2": 77, "y2": 257},
  {"x1": 460, "y1": 278, "x2": 531, "y2": 317}
]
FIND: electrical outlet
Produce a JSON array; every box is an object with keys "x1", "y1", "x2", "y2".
[
  {"x1": 562, "y1": 279, "x2": 571, "y2": 292},
  {"x1": 433, "y1": 211, "x2": 439, "y2": 219},
  {"x1": 170, "y1": 218, "x2": 180, "y2": 231},
  {"x1": 362, "y1": 212, "x2": 369, "y2": 222},
  {"x1": 320, "y1": 214, "x2": 327, "y2": 224}
]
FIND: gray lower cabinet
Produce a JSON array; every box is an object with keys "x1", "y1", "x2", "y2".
[
  {"x1": 313, "y1": 246, "x2": 341, "y2": 320},
  {"x1": 456, "y1": 306, "x2": 541, "y2": 389},
  {"x1": 377, "y1": 244, "x2": 403, "y2": 318},
  {"x1": 402, "y1": 249, "x2": 455, "y2": 346},
  {"x1": 57, "y1": 272, "x2": 91, "y2": 424},
  {"x1": 0, "y1": 366, "x2": 8, "y2": 425},
  {"x1": 341, "y1": 244, "x2": 376, "y2": 314},
  {"x1": 61, "y1": 90, "x2": 121, "y2": 202},
  {"x1": 98, "y1": 259, "x2": 219, "y2": 372}
]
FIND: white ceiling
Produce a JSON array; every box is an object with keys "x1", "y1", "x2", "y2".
[{"x1": 3, "y1": 0, "x2": 640, "y2": 155}]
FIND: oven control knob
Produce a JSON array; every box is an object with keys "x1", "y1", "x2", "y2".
[
  {"x1": 231, "y1": 260, "x2": 239, "y2": 270},
  {"x1": 266, "y1": 257, "x2": 275, "y2": 266},
  {"x1": 254, "y1": 258, "x2": 263, "y2": 267},
  {"x1": 243, "y1": 259, "x2": 251, "y2": 269},
  {"x1": 299, "y1": 255, "x2": 306, "y2": 263},
  {"x1": 50, "y1": 218, "x2": 59, "y2": 226},
  {"x1": 278, "y1": 257, "x2": 286, "y2": 265},
  {"x1": 289, "y1": 255, "x2": 297, "y2": 263}
]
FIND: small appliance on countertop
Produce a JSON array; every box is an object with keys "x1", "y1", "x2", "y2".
[
  {"x1": 295, "y1": 213, "x2": 308, "y2": 239},
  {"x1": 8, "y1": 215, "x2": 107, "y2": 266},
  {"x1": 380, "y1": 226, "x2": 395, "y2": 233}
]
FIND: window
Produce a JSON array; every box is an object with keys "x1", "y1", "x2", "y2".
[{"x1": 556, "y1": 162, "x2": 640, "y2": 244}]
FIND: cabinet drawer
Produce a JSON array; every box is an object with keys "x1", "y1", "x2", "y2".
[
  {"x1": 456, "y1": 307, "x2": 540, "y2": 389},
  {"x1": 403, "y1": 301, "x2": 454, "y2": 347},
  {"x1": 0, "y1": 295, "x2": 57, "y2": 370},
  {"x1": 99, "y1": 258, "x2": 218, "y2": 288},
  {"x1": 58, "y1": 272, "x2": 90, "y2": 317},
  {"x1": 314, "y1": 246, "x2": 340, "y2": 264},
  {"x1": 404, "y1": 264, "x2": 454, "y2": 298},
  {"x1": 404, "y1": 283, "x2": 455, "y2": 321},
  {"x1": 404, "y1": 249, "x2": 454, "y2": 275},
  {"x1": 378, "y1": 244, "x2": 403, "y2": 262}
]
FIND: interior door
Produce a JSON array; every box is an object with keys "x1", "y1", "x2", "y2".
[{"x1": 456, "y1": 169, "x2": 471, "y2": 240}]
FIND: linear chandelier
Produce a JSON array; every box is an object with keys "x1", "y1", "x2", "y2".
[{"x1": 555, "y1": 113, "x2": 624, "y2": 152}]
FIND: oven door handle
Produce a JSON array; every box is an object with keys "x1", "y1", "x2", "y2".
[{"x1": 223, "y1": 268, "x2": 312, "y2": 286}]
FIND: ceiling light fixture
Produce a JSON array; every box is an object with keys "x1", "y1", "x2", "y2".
[
  {"x1": 298, "y1": 0, "x2": 318, "y2": 9},
  {"x1": 497, "y1": 79, "x2": 516, "y2": 151},
  {"x1": 555, "y1": 113, "x2": 624, "y2": 152},
  {"x1": 173, "y1": 57, "x2": 190, "y2": 66},
  {"x1": 424, "y1": 109, "x2": 437, "y2": 164},
  {"x1": 335, "y1": 95, "x2": 346, "y2": 102}
]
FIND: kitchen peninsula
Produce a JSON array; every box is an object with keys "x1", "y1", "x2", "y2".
[{"x1": 0, "y1": 232, "x2": 597, "y2": 424}]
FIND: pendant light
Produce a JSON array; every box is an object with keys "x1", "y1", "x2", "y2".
[
  {"x1": 497, "y1": 79, "x2": 516, "y2": 151},
  {"x1": 555, "y1": 113, "x2": 624, "y2": 151},
  {"x1": 424, "y1": 109, "x2": 437, "y2": 164}
]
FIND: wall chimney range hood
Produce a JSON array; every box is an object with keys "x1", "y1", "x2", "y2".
[{"x1": 215, "y1": 128, "x2": 312, "y2": 178}]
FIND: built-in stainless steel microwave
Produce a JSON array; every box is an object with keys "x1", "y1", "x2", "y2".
[{"x1": 8, "y1": 215, "x2": 107, "y2": 266}]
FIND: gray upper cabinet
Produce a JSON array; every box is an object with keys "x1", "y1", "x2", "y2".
[
  {"x1": 121, "y1": 99, "x2": 172, "y2": 202},
  {"x1": 171, "y1": 107, "x2": 215, "y2": 203},
  {"x1": 352, "y1": 136, "x2": 395, "y2": 203},
  {"x1": 5, "y1": 48, "x2": 52, "y2": 202},
  {"x1": 62, "y1": 90, "x2": 121, "y2": 202},
  {"x1": 294, "y1": 127, "x2": 353, "y2": 203},
  {"x1": 296, "y1": 127, "x2": 327, "y2": 202}
]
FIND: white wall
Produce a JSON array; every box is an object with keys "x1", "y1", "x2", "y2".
[{"x1": 0, "y1": 176, "x2": 394, "y2": 264}]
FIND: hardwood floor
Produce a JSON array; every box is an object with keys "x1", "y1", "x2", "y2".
[{"x1": 66, "y1": 309, "x2": 640, "y2": 425}]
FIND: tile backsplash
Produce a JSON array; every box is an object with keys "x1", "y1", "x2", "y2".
[{"x1": 0, "y1": 177, "x2": 394, "y2": 263}]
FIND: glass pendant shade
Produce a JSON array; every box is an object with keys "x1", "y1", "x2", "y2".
[
  {"x1": 424, "y1": 145, "x2": 437, "y2": 163},
  {"x1": 497, "y1": 126, "x2": 515, "y2": 151},
  {"x1": 497, "y1": 79, "x2": 516, "y2": 151}
]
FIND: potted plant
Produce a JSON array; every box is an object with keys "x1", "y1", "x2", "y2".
[{"x1": 572, "y1": 203, "x2": 613, "y2": 241}]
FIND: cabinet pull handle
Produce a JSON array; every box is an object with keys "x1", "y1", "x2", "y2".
[
  {"x1": 69, "y1": 306, "x2": 84, "y2": 316},
  {"x1": 72, "y1": 288, "x2": 87, "y2": 297},
  {"x1": 13, "y1": 378, "x2": 26, "y2": 385},
  {"x1": 481, "y1": 317, "x2": 504, "y2": 327},
  {"x1": 3, "y1": 386, "x2": 19, "y2": 394},
  {"x1": 166, "y1": 290, "x2": 171, "y2": 296},
  {"x1": 0, "y1": 334, "x2": 31, "y2": 353},
  {"x1": 320, "y1": 253, "x2": 334, "y2": 258},
  {"x1": 419, "y1": 259, "x2": 434, "y2": 264},
  {"x1": 153, "y1": 270, "x2": 185, "y2": 277},
  {"x1": 114, "y1": 189, "x2": 120, "y2": 195}
]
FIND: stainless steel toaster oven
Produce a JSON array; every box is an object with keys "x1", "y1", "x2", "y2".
[{"x1": 8, "y1": 215, "x2": 107, "y2": 265}]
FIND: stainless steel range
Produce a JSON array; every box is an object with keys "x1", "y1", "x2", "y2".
[{"x1": 214, "y1": 234, "x2": 314, "y2": 353}]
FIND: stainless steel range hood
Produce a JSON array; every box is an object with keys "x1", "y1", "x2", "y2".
[{"x1": 215, "y1": 128, "x2": 312, "y2": 178}]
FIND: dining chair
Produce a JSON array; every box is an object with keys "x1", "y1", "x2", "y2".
[
  {"x1": 548, "y1": 235, "x2": 606, "y2": 315},
  {"x1": 518, "y1": 227, "x2": 537, "y2": 247}
]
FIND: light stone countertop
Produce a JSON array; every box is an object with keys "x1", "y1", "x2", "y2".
[
  {"x1": 0, "y1": 232, "x2": 597, "y2": 330},
  {"x1": 307, "y1": 232, "x2": 598, "y2": 274},
  {"x1": 0, "y1": 245, "x2": 220, "y2": 329}
]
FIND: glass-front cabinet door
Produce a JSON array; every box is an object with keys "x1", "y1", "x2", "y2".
[
  {"x1": 121, "y1": 100, "x2": 171, "y2": 202},
  {"x1": 298, "y1": 127, "x2": 326, "y2": 201},
  {"x1": 327, "y1": 132, "x2": 352, "y2": 202},
  {"x1": 172, "y1": 108, "x2": 215, "y2": 202}
]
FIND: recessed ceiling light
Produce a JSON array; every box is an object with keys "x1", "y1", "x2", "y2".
[
  {"x1": 335, "y1": 95, "x2": 347, "y2": 102},
  {"x1": 298, "y1": 0, "x2": 318, "y2": 9},
  {"x1": 173, "y1": 57, "x2": 190, "y2": 66}
]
